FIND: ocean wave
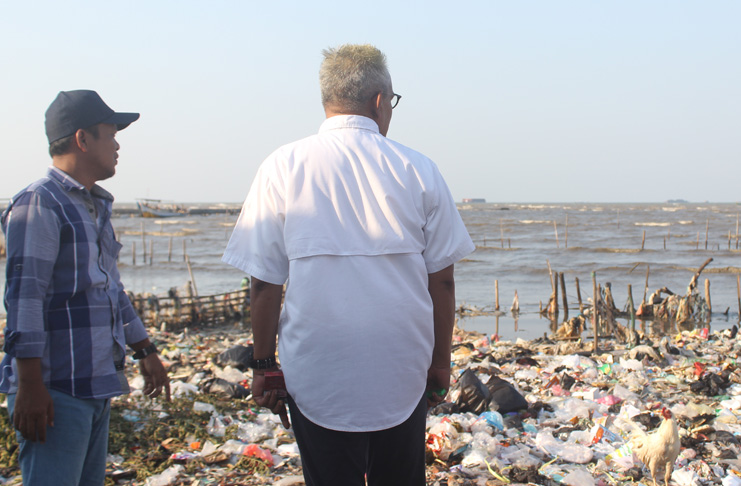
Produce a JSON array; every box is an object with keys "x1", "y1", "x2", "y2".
[
  {"x1": 634, "y1": 222, "x2": 671, "y2": 227},
  {"x1": 702, "y1": 266, "x2": 741, "y2": 274},
  {"x1": 519, "y1": 220, "x2": 552, "y2": 224},
  {"x1": 592, "y1": 248, "x2": 643, "y2": 254}
]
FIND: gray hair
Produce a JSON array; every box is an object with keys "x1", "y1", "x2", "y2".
[{"x1": 320, "y1": 44, "x2": 392, "y2": 112}]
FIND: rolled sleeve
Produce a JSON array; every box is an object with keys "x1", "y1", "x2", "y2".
[
  {"x1": 118, "y1": 290, "x2": 149, "y2": 344},
  {"x1": 122, "y1": 317, "x2": 149, "y2": 345}
]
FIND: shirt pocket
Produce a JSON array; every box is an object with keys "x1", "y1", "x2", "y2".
[{"x1": 99, "y1": 225, "x2": 123, "y2": 267}]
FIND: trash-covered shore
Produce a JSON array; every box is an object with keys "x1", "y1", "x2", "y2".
[{"x1": 1, "y1": 321, "x2": 741, "y2": 486}]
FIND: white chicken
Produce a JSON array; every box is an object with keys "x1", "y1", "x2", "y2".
[{"x1": 629, "y1": 408, "x2": 681, "y2": 486}]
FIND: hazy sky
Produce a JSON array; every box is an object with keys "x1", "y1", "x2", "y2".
[{"x1": 1, "y1": 1, "x2": 739, "y2": 203}]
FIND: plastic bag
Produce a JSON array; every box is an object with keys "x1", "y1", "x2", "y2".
[
  {"x1": 215, "y1": 345, "x2": 254, "y2": 370},
  {"x1": 534, "y1": 430, "x2": 593, "y2": 464},
  {"x1": 487, "y1": 375, "x2": 529, "y2": 413},
  {"x1": 455, "y1": 369, "x2": 491, "y2": 414},
  {"x1": 207, "y1": 377, "x2": 250, "y2": 399}
]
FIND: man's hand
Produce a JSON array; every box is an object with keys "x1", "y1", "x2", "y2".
[
  {"x1": 13, "y1": 380, "x2": 55, "y2": 442},
  {"x1": 251, "y1": 370, "x2": 290, "y2": 429},
  {"x1": 426, "y1": 363, "x2": 451, "y2": 408},
  {"x1": 139, "y1": 354, "x2": 171, "y2": 401}
]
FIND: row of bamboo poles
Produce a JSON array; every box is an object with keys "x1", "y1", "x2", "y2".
[
  {"x1": 128, "y1": 286, "x2": 250, "y2": 331},
  {"x1": 482, "y1": 215, "x2": 741, "y2": 251}
]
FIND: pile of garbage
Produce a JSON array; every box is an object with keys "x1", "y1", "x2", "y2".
[{"x1": 1, "y1": 322, "x2": 741, "y2": 486}]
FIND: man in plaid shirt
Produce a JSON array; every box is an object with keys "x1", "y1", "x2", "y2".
[{"x1": 1, "y1": 90, "x2": 169, "y2": 485}]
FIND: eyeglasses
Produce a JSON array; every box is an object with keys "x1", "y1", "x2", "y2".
[{"x1": 390, "y1": 93, "x2": 402, "y2": 109}]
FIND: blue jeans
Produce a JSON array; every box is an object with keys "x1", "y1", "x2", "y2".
[{"x1": 7, "y1": 389, "x2": 111, "y2": 486}]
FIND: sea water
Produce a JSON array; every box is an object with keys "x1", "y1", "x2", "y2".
[{"x1": 2, "y1": 202, "x2": 740, "y2": 341}]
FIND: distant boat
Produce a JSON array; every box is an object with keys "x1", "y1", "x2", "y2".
[
  {"x1": 136, "y1": 199, "x2": 188, "y2": 218},
  {"x1": 462, "y1": 198, "x2": 486, "y2": 203}
]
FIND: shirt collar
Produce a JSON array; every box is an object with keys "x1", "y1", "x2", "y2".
[
  {"x1": 319, "y1": 115, "x2": 380, "y2": 134},
  {"x1": 47, "y1": 166, "x2": 114, "y2": 202}
]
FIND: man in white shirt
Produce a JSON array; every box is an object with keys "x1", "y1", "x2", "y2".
[{"x1": 223, "y1": 44, "x2": 474, "y2": 486}]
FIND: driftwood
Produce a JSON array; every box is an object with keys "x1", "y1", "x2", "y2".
[
  {"x1": 632, "y1": 259, "x2": 713, "y2": 325},
  {"x1": 549, "y1": 259, "x2": 714, "y2": 344}
]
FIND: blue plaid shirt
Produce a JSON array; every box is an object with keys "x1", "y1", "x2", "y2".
[{"x1": 0, "y1": 167, "x2": 149, "y2": 399}]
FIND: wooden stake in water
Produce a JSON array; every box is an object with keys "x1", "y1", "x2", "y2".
[
  {"x1": 553, "y1": 220, "x2": 559, "y2": 249},
  {"x1": 705, "y1": 279, "x2": 712, "y2": 315},
  {"x1": 627, "y1": 284, "x2": 635, "y2": 332},
  {"x1": 495, "y1": 280, "x2": 500, "y2": 311},
  {"x1": 132, "y1": 242, "x2": 136, "y2": 266},
  {"x1": 565, "y1": 213, "x2": 569, "y2": 249},
  {"x1": 168, "y1": 236, "x2": 173, "y2": 262},
  {"x1": 551, "y1": 272, "x2": 559, "y2": 317},
  {"x1": 183, "y1": 239, "x2": 187, "y2": 262},
  {"x1": 592, "y1": 271, "x2": 598, "y2": 352},
  {"x1": 641, "y1": 230, "x2": 646, "y2": 251},
  {"x1": 186, "y1": 255, "x2": 198, "y2": 297},
  {"x1": 141, "y1": 222, "x2": 147, "y2": 263},
  {"x1": 705, "y1": 219, "x2": 709, "y2": 250},
  {"x1": 500, "y1": 219, "x2": 505, "y2": 249},
  {"x1": 560, "y1": 272, "x2": 568, "y2": 320},
  {"x1": 642, "y1": 265, "x2": 650, "y2": 307},
  {"x1": 575, "y1": 277, "x2": 583, "y2": 313},
  {"x1": 149, "y1": 240, "x2": 153, "y2": 266}
]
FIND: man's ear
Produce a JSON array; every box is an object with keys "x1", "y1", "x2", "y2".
[
  {"x1": 369, "y1": 92, "x2": 383, "y2": 118},
  {"x1": 74, "y1": 129, "x2": 88, "y2": 152},
  {"x1": 374, "y1": 92, "x2": 383, "y2": 111}
]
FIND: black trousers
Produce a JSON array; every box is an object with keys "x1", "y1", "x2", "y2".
[{"x1": 286, "y1": 395, "x2": 427, "y2": 486}]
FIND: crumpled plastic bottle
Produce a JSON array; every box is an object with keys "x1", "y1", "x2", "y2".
[
  {"x1": 206, "y1": 414, "x2": 227, "y2": 437},
  {"x1": 534, "y1": 430, "x2": 593, "y2": 464},
  {"x1": 562, "y1": 467, "x2": 595, "y2": 486},
  {"x1": 237, "y1": 421, "x2": 272, "y2": 443},
  {"x1": 193, "y1": 401, "x2": 216, "y2": 413},
  {"x1": 144, "y1": 465, "x2": 184, "y2": 486}
]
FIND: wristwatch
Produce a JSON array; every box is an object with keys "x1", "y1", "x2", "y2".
[
  {"x1": 249, "y1": 356, "x2": 277, "y2": 369},
  {"x1": 132, "y1": 343, "x2": 159, "y2": 360}
]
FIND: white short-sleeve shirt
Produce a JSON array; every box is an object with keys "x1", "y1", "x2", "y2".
[{"x1": 223, "y1": 115, "x2": 474, "y2": 431}]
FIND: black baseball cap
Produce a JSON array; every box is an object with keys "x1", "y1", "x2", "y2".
[{"x1": 45, "y1": 90, "x2": 140, "y2": 144}]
